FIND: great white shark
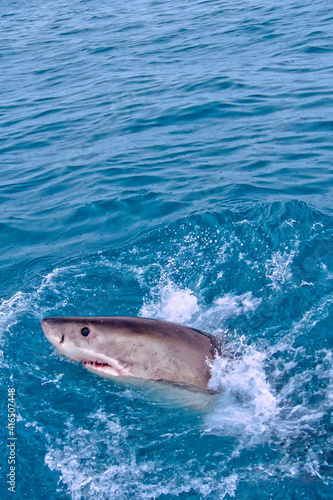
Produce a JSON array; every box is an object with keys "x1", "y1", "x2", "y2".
[{"x1": 41, "y1": 316, "x2": 223, "y2": 390}]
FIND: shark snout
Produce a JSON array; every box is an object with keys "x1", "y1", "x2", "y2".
[{"x1": 41, "y1": 318, "x2": 65, "y2": 347}]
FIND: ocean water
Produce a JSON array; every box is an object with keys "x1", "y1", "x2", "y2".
[{"x1": 1, "y1": 0, "x2": 333, "y2": 498}]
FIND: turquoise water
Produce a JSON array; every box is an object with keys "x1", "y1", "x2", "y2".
[{"x1": 1, "y1": 0, "x2": 333, "y2": 498}]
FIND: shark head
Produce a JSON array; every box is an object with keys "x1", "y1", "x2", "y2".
[{"x1": 41, "y1": 316, "x2": 219, "y2": 390}]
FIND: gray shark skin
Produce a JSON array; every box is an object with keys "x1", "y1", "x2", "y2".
[{"x1": 41, "y1": 316, "x2": 222, "y2": 390}]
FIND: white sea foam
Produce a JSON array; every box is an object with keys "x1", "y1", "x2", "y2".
[
  {"x1": 140, "y1": 273, "x2": 262, "y2": 336},
  {"x1": 265, "y1": 248, "x2": 297, "y2": 289},
  {"x1": 44, "y1": 409, "x2": 238, "y2": 499},
  {"x1": 292, "y1": 293, "x2": 333, "y2": 336},
  {"x1": 208, "y1": 292, "x2": 261, "y2": 323},
  {"x1": 206, "y1": 346, "x2": 278, "y2": 440},
  {"x1": 0, "y1": 267, "x2": 72, "y2": 368},
  {"x1": 0, "y1": 291, "x2": 30, "y2": 333},
  {"x1": 0, "y1": 267, "x2": 70, "y2": 333},
  {"x1": 140, "y1": 281, "x2": 200, "y2": 323}
]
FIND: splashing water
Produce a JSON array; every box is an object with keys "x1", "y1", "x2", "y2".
[
  {"x1": 207, "y1": 346, "x2": 278, "y2": 440},
  {"x1": 140, "y1": 282, "x2": 199, "y2": 323}
]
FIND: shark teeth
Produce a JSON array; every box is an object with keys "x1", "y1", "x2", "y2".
[
  {"x1": 81, "y1": 359, "x2": 132, "y2": 378},
  {"x1": 82, "y1": 360, "x2": 112, "y2": 368},
  {"x1": 81, "y1": 359, "x2": 122, "y2": 377}
]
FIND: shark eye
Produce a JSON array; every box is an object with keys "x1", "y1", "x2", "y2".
[{"x1": 81, "y1": 327, "x2": 90, "y2": 337}]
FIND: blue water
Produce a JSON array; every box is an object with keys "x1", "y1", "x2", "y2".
[{"x1": 1, "y1": 0, "x2": 333, "y2": 498}]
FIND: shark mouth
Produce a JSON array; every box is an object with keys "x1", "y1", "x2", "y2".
[
  {"x1": 81, "y1": 359, "x2": 131, "y2": 377},
  {"x1": 82, "y1": 359, "x2": 121, "y2": 377}
]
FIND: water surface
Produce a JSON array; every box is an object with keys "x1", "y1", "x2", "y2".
[{"x1": 1, "y1": 0, "x2": 333, "y2": 498}]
